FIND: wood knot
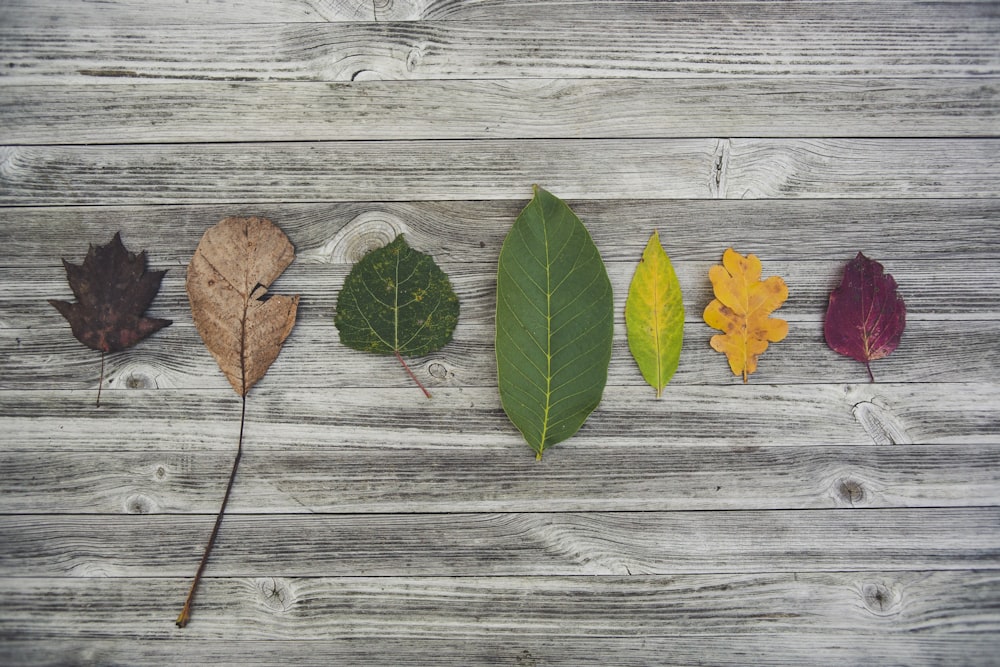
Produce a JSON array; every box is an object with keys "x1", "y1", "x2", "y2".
[
  {"x1": 515, "y1": 649, "x2": 538, "y2": 667},
  {"x1": 851, "y1": 396, "x2": 912, "y2": 445},
  {"x1": 154, "y1": 465, "x2": 168, "y2": 481},
  {"x1": 254, "y1": 577, "x2": 296, "y2": 613},
  {"x1": 298, "y1": 211, "x2": 407, "y2": 264},
  {"x1": 112, "y1": 362, "x2": 167, "y2": 390},
  {"x1": 709, "y1": 138, "x2": 731, "y2": 198},
  {"x1": 427, "y1": 362, "x2": 450, "y2": 380},
  {"x1": 0, "y1": 147, "x2": 17, "y2": 179},
  {"x1": 123, "y1": 493, "x2": 156, "y2": 514},
  {"x1": 405, "y1": 45, "x2": 423, "y2": 73},
  {"x1": 125, "y1": 372, "x2": 155, "y2": 389},
  {"x1": 372, "y1": 0, "x2": 424, "y2": 21},
  {"x1": 861, "y1": 581, "x2": 900, "y2": 616},
  {"x1": 836, "y1": 479, "x2": 865, "y2": 506}
]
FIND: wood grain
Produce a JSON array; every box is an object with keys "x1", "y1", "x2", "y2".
[
  {"x1": 2, "y1": 0, "x2": 999, "y2": 661},
  {"x1": 4, "y1": 636, "x2": 999, "y2": 667},
  {"x1": 3, "y1": 0, "x2": 996, "y2": 25},
  {"x1": 3, "y1": 444, "x2": 998, "y2": 513},
  {"x1": 2, "y1": 9, "x2": 998, "y2": 82},
  {"x1": 2, "y1": 572, "x2": 998, "y2": 638},
  {"x1": 3, "y1": 509, "x2": 998, "y2": 576},
  {"x1": 1, "y1": 384, "x2": 996, "y2": 453},
  {"x1": 2, "y1": 139, "x2": 999, "y2": 204},
  {"x1": 3, "y1": 79, "x2": 997, "y2": 144},
  {"x1": 3, "y1": 200, "x2": 998, "y2": 266}
]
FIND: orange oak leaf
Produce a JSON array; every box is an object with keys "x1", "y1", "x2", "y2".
[{"x1": 703, "y1": 248, "x2": 788, "y2": 383}]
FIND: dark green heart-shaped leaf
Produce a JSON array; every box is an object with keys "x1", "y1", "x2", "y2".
[
  {"x1": 335, "y1": 234, "x2": 459, "y2": 397},
  {"x1": 495, "y1": 186, "x2": 614, "y2": 460}
]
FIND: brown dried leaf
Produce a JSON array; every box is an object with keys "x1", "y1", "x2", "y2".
[
  {"x1": 50, "y1": 232, "x2": 172, "y2": 405},
  {"x1": 178, "y1": 216, "x2": 299, "y2": 628},
  {"x1": 186, "y1": 216, "x2": 299, "y2": 396},
  {"x1": 50, "y1": 231, "x2": 171, "y2": 354}
]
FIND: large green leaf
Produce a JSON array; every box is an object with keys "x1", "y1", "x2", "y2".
[
  {"x1": 625, "y1": 230, "x2": 684, "y2": 397},
  {"x1": 335, "y1": 234, "x2": 459, "y2": 397},
  {"x1": 495, "y1": 186, "x2": 613, "y2": 460}
]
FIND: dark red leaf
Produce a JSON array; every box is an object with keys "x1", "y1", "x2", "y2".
[
  {"x1": 824, "y1": 252, "x2": 906, "y2": 382},
  {"x1": 50, "y1": 232, "x2": 171, "y2": 353}
]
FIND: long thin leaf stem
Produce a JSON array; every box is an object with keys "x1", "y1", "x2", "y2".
[
  {"x1": 175, "y1": 394, "x2": 246, "y2": 628},
  {"x1": 96, "y1": 351, "x2": 105, "y2": 407},
  {"x1": 395, "y1": 349, "x2": 431, "y2": 398}
]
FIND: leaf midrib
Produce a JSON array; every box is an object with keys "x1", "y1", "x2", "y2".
[
  {"x1": 651, "y1": 238, "x2": 663, "y2": 398},
  {"x1": 541, "y1": 198, "x2": 553, "y2": 456},
  {"x1": 394, "y1": 245, "x2": 400, "y2": 351}
]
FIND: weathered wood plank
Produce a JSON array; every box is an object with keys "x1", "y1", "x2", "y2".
[
  {"x1": 2, "y1": 572, "x2": 998, "y2": 638},
  {"x1": 1, "y1": 384, "x2": 996, "y2": 453},
  {"x1": 3, "y1": 139, "x2": 996, "y2": 204},
  {"x1": 3, "y1": 444, "x2": 997, "y2": 513},
  {"x1": 3, "y1": 200, "x2": 998, "y2": 266},
  {"x1": 2, "y1": 144, "x2": 981, "y2": 205},
  {"x1": 3, "y1": 79, "x2": 997, "y2": 144},
  {"x1": 0, "y1": 0, "x2": 385, "y2": 24},
  {"x1": 2, "y1": 509, "x2": 998, "y2": 576},
  {"x1": 2, "y1": 0, "x2": 995, "y2": 25},
  {"x1": 2, "y1": 319, "x2": 996, "y2": 391},
  {"x1": 4, "y1": 636, "x2": 999, "y2": 667},
  {"x1": 2, "y1": 10, "x2": 998, "y2": 82},
  {"x1": 1, "y1": 0, "x2": 997, "y2": 665}
]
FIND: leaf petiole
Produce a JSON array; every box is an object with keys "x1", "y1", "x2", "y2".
[
  {"x1": 395, "y1": 349, "x2": 431, "y2": 398},
  {"x1": 96, "y1": 350, "x2": 105, "y2": 407},
  {"x1": 176, "y1": 395, "x2": 246, "y2": 628}
]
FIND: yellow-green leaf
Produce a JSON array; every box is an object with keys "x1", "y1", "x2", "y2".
[{"x1": 625, "y1": 230, "x2": 684, "y2": 397}]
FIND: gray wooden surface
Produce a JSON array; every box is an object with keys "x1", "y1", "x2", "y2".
[{"x1": 2, "y1": 1, "x2": 999, "y2": 664}]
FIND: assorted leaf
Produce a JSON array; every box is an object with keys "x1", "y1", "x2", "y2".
[
  {"x1": 37, "y1": 178, "x2": 930, "y2": 637},
  {"x1": 495, "y1": 185, "x2": 613, "y2": 460},
  {"x1": 178, "y1": 216, "x2": 299, "y2": 628},
  {"x1": 703, "y1": 248, "x2": 788, "y2": 383},
  {"x1": 334, "y1": 234, "x2": 460, "y2": 398},
  {"x1": 49, "y1": 232, "x2": 171, "y2": 406},
  {"x1": 625, "y1": 230, "x2": 685, "y2": 397},
  {"x1": 824, "y1": 252, "x2": 906, "y2": 382}
]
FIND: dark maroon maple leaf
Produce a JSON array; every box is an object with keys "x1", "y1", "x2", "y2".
[
  {"x1": 824, "y1": 252, "x2": 906, "y2": 382},
  {"x1": 50, "y1": 232, "x2": 171, "y2": 404}
]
